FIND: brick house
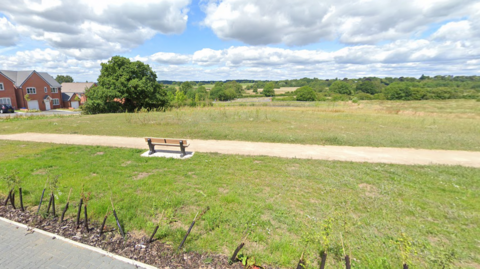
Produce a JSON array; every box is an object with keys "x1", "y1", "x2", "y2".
[
  {"x1": 0, "y1": 70, "x2": 62, "y2": 111},
  {"x1": 62, "y1": 92, "x2": 80, "y2": 109},
  {"x1": 61, "y1": 82, "x2": 96, "y2": 106}
]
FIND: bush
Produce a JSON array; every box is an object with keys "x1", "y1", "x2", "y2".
[
  {"x1": 411, "y1": 88, "x2": 428, "y2": 100},
  {"x1": 373, "y1": 93, "x2": 386, "y2": 100},
  {"x1": 384, "y1": 82, "x2": 412, "y2": 100},
  {"x1": 426, "y1": 88, "x2": 458, "y2": 100},
  {"x1": 329, "y1": 81, "x2": 354, "y2": 95},
  {"x1": 331, "y1": 94, "x2": 349, "y2": 101},
  {"x1": 262, "y1": 82, "x2": 275, "y2": 97},
  {"x1": 295, "y1": 86, "x2": 317, "y2": 101},
  {"x1": 355, "y1": 92, "x2": 374, "y2": 100},
  {"x1": 356, "y1": 81, "x2": 381, "y2": 95}
]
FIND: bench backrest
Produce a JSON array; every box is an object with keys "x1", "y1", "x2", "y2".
[{"x1": 145, "y1": 138, "x2": 187, "y2": 145}]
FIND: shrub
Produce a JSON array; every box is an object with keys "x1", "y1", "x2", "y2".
[
  {"x1": 262, "y1": 82, "x2": 275, "y2": 97},
  {"x1": 384, "y1": 82, "x2": 412, "y2": 100},
  {"x1": 355, "y1": 92, "x2": 374, "y2": 100},
  {"x1": 373, "y1": 93, "x2": 386, "y2": 100},
  {"x1": 331, "y1": 94, "x2": 349, "y2": 101},
  {"x1": 329, "y1": 81, "x2": 354, "y2": 95},
  {"x1": 295, "y1": 86, "x2": 317, "y2": 101}
]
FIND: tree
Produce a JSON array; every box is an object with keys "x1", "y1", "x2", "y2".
[
  {"x1": 262, "y1": 82, "x2": 275, "y2": 97},
  {"x1": 295, "y1": 86, "x2": 317, "y2": 101},
  {"x1": 224, "y1": 81, "x2": 243, "y2": 96},
  {"x1": 82, "y1": 56, "x2": 167, "y2": 114},
  {"x1": 329, "y1": 81, "x2": 354, "y2": 95},
  {"x1": 356, "y1": 81, "x2": 381, "y2": 95},
  {"x1": 384, "y1": 82, "x2": 412, "y2": 100},
  {"x1": 55, "y1": 75, "x2": 74, "y2": 84},
  {"x1": 180, "y1": 82, "x2": 193, "y2": 94}
]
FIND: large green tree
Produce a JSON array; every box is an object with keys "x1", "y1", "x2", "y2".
[
  {"x1": 83, "y1": 56, "x2": 167, "y2": 114},
  {"x1": 329, "y1": 81, "x2": 354, "y2": 95},
  {"x1": 356, "y1": 80, "x2": 381, "y2": 95},
  {"x1": 55, "y1": 75, "x2": 74, "y2": 84},
  {"x1": 209, "y1": 82, "x2": 237, "y2": 101},
  {"x1": 384, "y1": 82, "x2": 412, "y2": 100},
  {"x1": 262, "y1": 82, "x2": 276, "y2": 97}
]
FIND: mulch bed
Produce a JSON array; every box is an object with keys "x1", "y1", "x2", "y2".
[{"x1": 0, "y1": 205, "x2": 255, "y2": 269}]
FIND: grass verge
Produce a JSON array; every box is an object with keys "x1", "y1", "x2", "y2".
[
  {"x1": 1, "y1": 100, "x2": 480, "y2": 151},
  {"x1": 0, "y1": 140, "x2": 478, "y2": 268}
]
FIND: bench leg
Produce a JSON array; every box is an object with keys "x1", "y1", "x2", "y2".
[
  {"x1": 180, "y1": 141, "x2": 186, "y2": 157},
  {"x1": 147, "y1": 139, "x2": 155, "y2": 155}
]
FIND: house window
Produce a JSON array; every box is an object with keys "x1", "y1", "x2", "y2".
[
  {"x1": 0, "y1": 98, "x2": 11, "y2": 105},
  {"x1": 51, "y1": 88, "x2": 58, "y2": 93},
  {"x1": 26, "y1": 87, "x2": 36, "y2": 94},
  {"x1": 0, "y1": 83, "x2": 4, "y2": 91},
  {"x1": 44, "y1": 87, "x2": 48, "y2": 93},
  {"x1": 52, "y1": 98, "x2": 60, "y2": 105}
]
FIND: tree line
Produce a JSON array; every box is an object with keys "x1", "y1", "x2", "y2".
[{"x1": 80, "y1": 56, "x2": 480, "y2": 114}]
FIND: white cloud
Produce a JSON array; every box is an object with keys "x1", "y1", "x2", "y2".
[
  {"x1": 0, "y1": 17, "x2": 19, "y2": 46},
  {"x1": 0, "y1": 0, "x2": 190, "y2": 59},
  {"x1": 149, "y1": 52, "x2": 191, "y2": 65},
  {"x1": 202, "y1": 0, "x2": 477, "y2": 46},
  {"x1": 2, "y1": 21, "x2": 479, "y2": 83}
]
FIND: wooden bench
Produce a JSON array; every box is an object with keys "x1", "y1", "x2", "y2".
[{"x1": 144, "y1": 138, "x2": 189, "y2": 157}]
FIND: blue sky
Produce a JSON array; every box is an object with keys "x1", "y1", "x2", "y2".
[{"x1": 0, "y1": 0, "x2": 478, "y2": 82}]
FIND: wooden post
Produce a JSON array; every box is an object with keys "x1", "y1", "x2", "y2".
[
  {"x1": 19, "y1": 188, "x2": 24, "y2": 212},
  {"x1": 178, "y1": 221, "x2": 195, "y2": 250},
  {"x1": 4, "y1": 189, "x2": 13, "y2": 206},
  {"x1": 51, "y1": 193, "x2": 56, "y2": 216},
  {"x1": 296, "y1": 252, "x2": 305, "y2": 269},
  {"x1": 345, "y1": 255, "x2": 351, "y2": 269},
  {"x1": 60, "y1": 202, "x2": 69, "y2": 223},
  {"x1": 10, "y1": 191, "x2": 16, "y2": 209},
  {"x1": 46, "y1": 193, "x2": 53, "y2": 214},
  {"x1": 149, "y1": 225, "x2": 159, "y2": 243},
  {"x1": 229, "y1": 243, "x2": 245, "y2": 264},
  {"x1": 99, "y1": 215, "x2": 108, "y2": 236},
  {"x1": 76, "y1": 198, "x2": 83, "y2": 228},
  {"x1": 60, "y1": 188, "x2": 72, "y2": 223},
  {"x1": 83, "y1": 205, "x2": 89, "y2": 232},
  {"x1": 37, "y1": 189, "x2": 46, "y2": 215},
  {"x1": 113, "y1": 209, "x2": 125, "y2": 238},
  {"x1": 320, "y1": 251, "x2": 327, "y2": 269}
]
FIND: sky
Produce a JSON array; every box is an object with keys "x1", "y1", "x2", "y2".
[{"x1": 0, "y1": 0, "x2": 479, "y2": 82}]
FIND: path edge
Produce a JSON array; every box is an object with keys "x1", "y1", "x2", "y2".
[{"x1": 0, "y1": 216, "x2": 157, "y2": 269}]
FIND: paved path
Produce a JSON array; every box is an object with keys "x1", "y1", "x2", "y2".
[
  {"x1": 0, "y1": 133, "x2": 479, "y2": 167},
  {"x1": 0, "y1": 218, "x2": 139, "y2": 269}
]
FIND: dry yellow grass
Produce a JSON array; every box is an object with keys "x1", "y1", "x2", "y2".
[{"x1": 245, "y1": 87, "x2": 299, "y2": 95}]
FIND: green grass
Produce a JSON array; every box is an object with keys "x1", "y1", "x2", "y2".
[
  {"x1": 0, "y1": 140, "x2": 479, "y2": 268},
  {"x1": 1, "y1": 100, "x2": 479, "y2": 151}
]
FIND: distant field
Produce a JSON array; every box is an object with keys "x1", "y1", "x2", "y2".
[
  {"x1": 245, "y1": 86, "x2": 299, "y2": 95},
  {"x1": 0, "y1": 100, "x2": 479, "y2": 151},
  {"x1": 0, "y1": 140, "x2": 478, "y2": 268}
]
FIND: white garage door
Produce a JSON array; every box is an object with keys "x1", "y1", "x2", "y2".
[
  {"x1": 71, "y1": 101, "x2": 79, "y2": 109},
  {"x1": 28, "y1": 100, "x2": 39, "y2": 110}
]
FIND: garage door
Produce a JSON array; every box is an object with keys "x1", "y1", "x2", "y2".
[
  {"x1": 71, "y1": 101, "x2": 79, "y2": 109},
  {"x1": 28, "y1": 100, "x2": 39, "y2": 110}
]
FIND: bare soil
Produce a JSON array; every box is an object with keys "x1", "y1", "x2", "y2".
[{"x1": 0, "y1": 204, "x2": 260, "y2": 269}]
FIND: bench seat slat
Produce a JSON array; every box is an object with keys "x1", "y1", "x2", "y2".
[
  {"x1": 144, "y1": 138, "x2": 189, "y2": 147},
  {"x1": 152, "y1": 143, "x2": 190, "y2": 147}
]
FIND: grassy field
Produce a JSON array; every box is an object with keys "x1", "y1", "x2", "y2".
[
  {"x1": 244, "y1": 87, "x2": 299, "y2": 95},
  {"x1": 0, "y1": 140, "x2": 478, "y2": 268},
  {"x1": 1, "y1": 100, "x2": 479, "y2": 151}
]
